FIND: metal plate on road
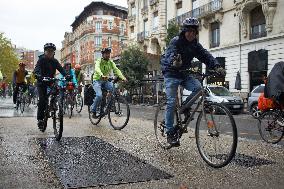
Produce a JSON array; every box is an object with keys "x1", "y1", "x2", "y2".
[{"x1": 36, "y1": 137, "x2": 173, "y2": 188}]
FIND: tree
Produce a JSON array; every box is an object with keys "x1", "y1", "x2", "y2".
[
  {"x1": 165, "y1": 22, "x2": 180, "y2": 46},
  {"x1": 0, "y1": 33, "x2": 18, "y2": 83},
  {"x1": 119, "y1": 45, "x2": 149, "y2": 91}
]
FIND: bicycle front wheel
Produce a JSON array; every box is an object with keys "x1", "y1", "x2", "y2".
[
  {"x1": 258, "y1": 110, "x2": 284, "y2": 144},
  {"x1": 75, "y1": 94, "x2": 83, "y2": 113},
  {"x1": 196, "y1": 103, "x2": 238, "y2": 168},
  {"x1": 88, "y1": 105, "x2": 101, "y2": 125},
  {"x1": 53, "y1": 101, "x2": 63, "y2": 141},
  {"x1": 108, "y1": 96, "x2": 130, "y2": 130}
]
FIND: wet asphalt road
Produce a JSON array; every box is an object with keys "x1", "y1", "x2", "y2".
[{"x1": 0, "y1": 97, "x2": 284, "y2": 188}]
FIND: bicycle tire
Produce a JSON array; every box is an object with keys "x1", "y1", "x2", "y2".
[
  {"x1": 195, "y1": 103, "x2": 237, "y2": 168},
  {"x1": 20, "y1": 95, "x2": 25, "y2": 113},
  {"x1": 75, "y1": 94, "x2": 83, "y2": 113},
  {"x1": 258, "y1": 110, "x2": 284, "y2": 144},
  {"x1": 108, "y1": 96, "x2": 130, "y2": 130},
  {"x1": 42, "y1": 106, "x2": 49, "y2": 132},
  {"x1": 66, "y1": 96, "x2": 73, "y2": 119},
  {"x1": 88, "y1": 105, "x2": 101, "y2": 125},
  {"x1": 53, "y1": 100, "x2": 63, "y2": 141}
]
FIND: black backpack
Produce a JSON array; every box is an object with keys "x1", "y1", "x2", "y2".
[
  {"x1": 84, "y1": 84, "x2": 95, "y2": 106},
  {"x1": 264, "y1": 61, "x2": 284, "y2": 104}
]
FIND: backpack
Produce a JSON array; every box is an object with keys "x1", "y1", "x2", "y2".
[
  {"x1": 84, "y1": 84, "x2": 95, "y2": 106},
  {"x1": 264, "y1": 61, "x2": 284, "y2": 101},
  {"x1": 258, "y1": 93, "x2": 276, "y2": 111}
]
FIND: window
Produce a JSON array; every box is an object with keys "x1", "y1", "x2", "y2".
[
  {"x1": 250, "y1": 5, "x2": 266, "y2": 39},
  {"x1": 143, "y1": 0, "x2": 148, "y2": 7},
  {"x1": 131, "y1": 3, "x2": 136, "y2": 16},
  {"x1": 120, "y1": 22, "x2": 125, "y2": 35},
  {"x1": 210, "y1": 22, "x2": 220, "y2": 48},
  {"x1": 108, "y1": 37, "x2": 112, "y2": 47},
  {"x1": 94, "y1": 36, "x2": 102, "y2": 47},
  {"x1": 109, "y1": 21, "x2": 113, "y2": 30},
  {"x1": 152, "y1": 11, "x2": 158, "y2": 31},
  {"x1": 95, "y1": 21, "x2": 102, "y2": 32},
  {"x1": 176, "y1": 2, "x2": 183, "y2": 16},
  {"x1": 130, "y1": 26, "x2": 134, "y2": 33}
]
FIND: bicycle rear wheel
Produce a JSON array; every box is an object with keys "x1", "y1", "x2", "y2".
[
  {"x1": 88, "y1": 105, "x2": 101, "y2": 125},
  {"x1": 53, "y1": 100, "x2": 63, "y2": 141},
  {"x1": 75, "y1": 94, "x2": 83, "y2": 113},
  {"x1": 196, "y1": 103, "x2": 237, "y2": 168},
  {"x1": 258, "y1": 110, "x2": 284, "y2": 144},
  {"x1": 108, "y1": 96, "x2": 130, "y2": 130}
]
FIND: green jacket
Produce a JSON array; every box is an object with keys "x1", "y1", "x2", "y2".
[{"x1": 93, "y1": 58, "x2": 126, "y2": 81}]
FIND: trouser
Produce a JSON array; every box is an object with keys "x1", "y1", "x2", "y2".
[
  {"x1": 91, "y1": 80, "x2": 113, "y2": 113},
  {"x1": 37, "y1": 84, "x2": 48, "y2": 121},
  {"x1": 164, "y1": 76, "x2": 202, "y2": 134}
]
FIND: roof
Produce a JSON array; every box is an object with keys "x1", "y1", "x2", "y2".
[{"x1": 71, "y1": 1, "x2": 127, "y2": 29}]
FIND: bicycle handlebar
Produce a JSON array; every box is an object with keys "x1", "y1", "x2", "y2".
[{"x1": 42, "y1": 77, "x2": 66, "y2": 82}]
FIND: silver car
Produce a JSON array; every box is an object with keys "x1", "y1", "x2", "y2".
[
  {"x1": 247, "y1": 84, "x2": 265, "y2": 118},
  {"x1": 183, "y1": 85, "x2": 244, "y2": 114}
]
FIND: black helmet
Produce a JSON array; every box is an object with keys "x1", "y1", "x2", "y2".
[
  {"x1": 101, "y1": 47, "x2": 111, "y2": 54},
  {"x1": 182, "y1": 17, "x2": 199, "y2": 32},
  {"x1": 44, "y1": 43, "x2": 56, "y2": 51}
]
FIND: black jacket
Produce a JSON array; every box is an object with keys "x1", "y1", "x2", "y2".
[
  {"x1": 265, "y1": 61, "x2": 284, "y2": 100},
  {"x1": 34, "y1": 56, "x2": 66, "y2": 85},
  {"x1": 160, "y1": 35, "x2": 219, "y2": 79}
]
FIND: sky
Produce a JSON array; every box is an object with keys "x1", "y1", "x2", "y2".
[{"x1": 0, "y1": 0, "x2": 128, "y2": 51}]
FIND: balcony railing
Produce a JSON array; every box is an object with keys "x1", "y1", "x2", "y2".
[
  {"x1": 150, "y1": 0, "x2": 158, "y2": 6},
  {"x1": 250, "y1": 31, "x2": 267, "y2": 40},
  {"x1": 137, "y1": 31, "x2": 149, "y2": 42},
  {"x1": 141, "y1": 6, "x2": 148, "y2": 14},
  {"x1": 169, "y1": 0, "x2": 223, "y2": 25}
]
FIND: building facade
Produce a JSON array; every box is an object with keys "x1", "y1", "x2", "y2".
[
  {"x1": 61, "y1": 1, "x2": 128, "y2": 81},
  {"x1": 128, "y1": 0, "x2": 284, "y2": 95}
]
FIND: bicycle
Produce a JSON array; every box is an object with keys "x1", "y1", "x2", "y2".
[
  {"x1": 257, "y1": 106, "x2": 284, "y2": 144},
  {"x1": 87, "y1": 78, "x2": 130, "y2": 130},
  {"x1": 41, "y1": 77, "x2": 65, "y2": 141},
  {"x1": 154, "y1": 70, "x2": 238, "y2": 168},
  {"x1": 63, "y1": 82, "x2": 76, "y2": 119},
  {"x1": 15, "y1": 85, "x2": 27, "y2": 113},
  {"x1": 75, "y1": 85, "x2": 83, "y2": 113}
]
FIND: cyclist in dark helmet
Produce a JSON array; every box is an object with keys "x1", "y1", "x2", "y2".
[
  {"x1": 34, "y1": 43, "x2": 68, "y2": 131},
  {"x1": 91, "y1": 47, "x2": 127, "y2": 118},
  {"x1": 160, "y1": 17, "x2": 226, "y2": 147}
]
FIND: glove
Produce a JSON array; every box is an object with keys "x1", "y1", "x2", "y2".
[
  {"x1": 172, "y1": 54, "x2": 182, "y2": 68},
  {"x1": 215, "y1": 66, "x2": 226, "y2": 77}
]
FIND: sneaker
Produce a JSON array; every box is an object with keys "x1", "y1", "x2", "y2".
[
  {"x1": 167, "y1": 131, "x2": 180, "y2": 147},
  {"x1": 91, "y1": 112, "x2": 100, "y2": 119},
  {"x1": 37, "y1": 120, "x2": 45, "y2": 132}
]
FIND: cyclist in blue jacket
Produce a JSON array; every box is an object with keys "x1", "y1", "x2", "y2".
[{"x1": 160, "y1": 17, "x2": 226, "y2": 147}]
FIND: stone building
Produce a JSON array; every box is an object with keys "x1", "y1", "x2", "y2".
[
  {"x1": 61, "y1": 1, "x2": 128, "y2": 81},
  {"x1": 128, "y1": 0, "x2": 284, "y2": 95}
]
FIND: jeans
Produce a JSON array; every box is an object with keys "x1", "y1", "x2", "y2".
[
  {"x1": 164, "y1": 76, "x2": 201, "y2": 134},
  {"x1": 91, "y1": 80, "x2": 113, "y2": 113},
  {"x1": 37, "y1": 85, "x2": 48, "y2": 121}
]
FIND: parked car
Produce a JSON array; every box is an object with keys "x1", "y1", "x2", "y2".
[
  {"x1": 247, "y1": 84, "x2": 265, "y2": 118},
  {"x1": 183, "y1": 85, "x2": 244, "y2": 114}
]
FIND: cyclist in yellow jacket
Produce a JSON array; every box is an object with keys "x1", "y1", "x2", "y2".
[
  {"x1": 13, "y1": 62, "x2": 28, "y2": 107},
  {"x1": 91, "y1": 47, "x2": 127, "y2": 118}
]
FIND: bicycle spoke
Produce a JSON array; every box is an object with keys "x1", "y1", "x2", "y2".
[{"x1": 196, "y1": 103, "x2": 237, "y2": 168}]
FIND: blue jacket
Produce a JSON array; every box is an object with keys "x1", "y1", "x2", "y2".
[
  {"x1": 58, "y1": 69, "x2": 78, "y2": 88},
  {"x1": 160, "y1": 35, "x2": 219, "y2": 78}
]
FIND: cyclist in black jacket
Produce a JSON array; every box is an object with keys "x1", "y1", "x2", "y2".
[{"x1": 34, "y1": 43, "x2": 67, "y2": 131}]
